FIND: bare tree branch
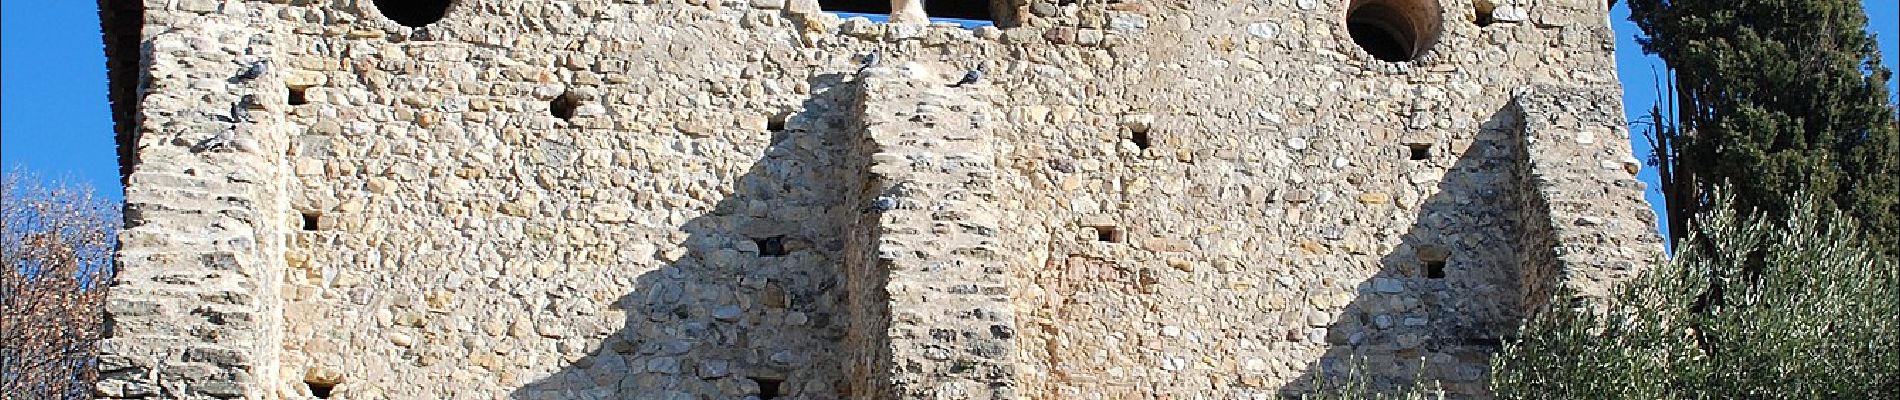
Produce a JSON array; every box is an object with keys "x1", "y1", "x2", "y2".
[{"x1": 1, "y1": 169, "x2": 121, "y2": 400}]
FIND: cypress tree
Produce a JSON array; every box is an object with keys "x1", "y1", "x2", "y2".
[{"x1": 1628, "y1": 0, "x2": 1900, "y2": 253}]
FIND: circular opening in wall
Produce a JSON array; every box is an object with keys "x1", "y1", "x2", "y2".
[
  {"x1": 371, "y1": 0, "x2": 453, "y2": 28},
  {"x1": 1346, "y1": 0, "x2": 1443, "y2": 63}
]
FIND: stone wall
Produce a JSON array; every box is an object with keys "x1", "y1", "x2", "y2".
[
  {"x1": 852, "y1": 63, "x2": 1018, "y2": 398},
  {"x1": 98, "y1": 15, "x2": 295, "y2": 400},
  {"x1": 1511, "y1": 84, "x2": 1662, "y2": 306},
  {"x1": 98, "y1": 0, "x2": 1664, "y2": 399}
]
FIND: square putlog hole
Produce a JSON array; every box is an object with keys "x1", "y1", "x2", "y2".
[
  {"x1": 1424, "y1": 260, "x2": 1447, "y2": 279},
  {"x1": 1406, "y1": 143, "x2": 1432, "y2": 161},
  {"x1": 288, "y1": 86, "x2": 309, "y2": 105},
  {"x1": 767, "y1": 112, "x2": 789, "y2": 132},
  {"x1": 1418, "y1": 245, "x2": 1449, "y2": 279},
  {"x1": 301, "y1": 211, "x2": 321, "y2": 231},
  {"x1": 1091, "y1": 226, "x2": 1124, "y2": 244},
  {"x1": 1130, "y1": 130, "x2": 1152, "y2": 150},
  {"x1": 754, "y1": 236, "x2": 787, "y2": 257}
]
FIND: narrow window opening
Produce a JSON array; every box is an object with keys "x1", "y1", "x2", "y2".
[
  {"x1": 1091, "y1": 226, "x2": 1123, "y2": 243},
  {"x1": 305, "y1": 380, "x2": 335, "y2": 399},
  {"x1": 755, "y1": 236, "x2": 787, "y2": 257},
  {"x1": 550, "y1": 92, "x2": 579, "y2": 121},
  {"x1": 1473, "y1": 0, "x2": 1497, "y2": 27},
  {"x1": 1406, "y1": 143, "x2": 1432, "y2": 160},
  {"x1": 301, "y1": 211, "x2": 321, "y2": 231},
  {"x1": 370, "y1": 0, "x2": 453, "y2": 28},
  {"x1": 288, "y1": 86, "x2": 308, "y2": 106},
  {"x1": 749, "y1": 377, "x2": 784, "y2": 399}
]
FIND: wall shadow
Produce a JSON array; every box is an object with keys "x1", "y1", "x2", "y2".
[
  {"x1": 510, "y1": 73, "x2": 866, "y2": 400},
  {"x1": 1280, "y1": 106, "x2": 1527, "y2": 398}
]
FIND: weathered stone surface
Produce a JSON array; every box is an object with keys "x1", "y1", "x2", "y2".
[{"x1": 96, "y1": 0, "x2": 1662, "y2": 399}]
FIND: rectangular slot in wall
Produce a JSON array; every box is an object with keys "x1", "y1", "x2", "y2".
[
  {"x1": 301, "y1": 211, "x2": 321, "y2": 231},
  {"x1": 767, "y1": 112, "x2": 788, "y2": 132},
  {"x1": 1091, "y1": 225, "x2": 1124, "y2": 243},
  {"x1": 1425, "y1": 260, "x2": 1447, "y2": 279},
  {"x1": 1406, "y1": 143, "x2": 1432, "y2": 160},
  {"x1": 1418, "y1": 245, "x2": 1449, "y2": 278},
  {"x1": 755, "y1": 236, "x2": 787, "y2": 257},
  {"x1": 1130, "y1": 130, "x2": 1152, "y2": 150}
]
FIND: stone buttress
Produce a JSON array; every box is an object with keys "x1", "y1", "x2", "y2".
[
  {"x1": 1511, "y1": 84, "x2": 1661, "y2": 307},
  {"x1": 95, "y1": 19, "x2": 295, "y2": 400},
  {"x1": 843, "y1": 64, "x2": 1019, "y2": 399}
]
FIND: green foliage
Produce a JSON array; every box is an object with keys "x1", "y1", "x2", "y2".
[
  {"x1": 1628, "y1": 0, "x2": 1900, "y2": 253},
  {"x1": 1490, "y1": 191, "x2": 1900, "y2": 399}
]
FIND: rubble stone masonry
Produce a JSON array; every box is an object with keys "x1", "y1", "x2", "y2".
[{"x1": 95, "y1": 0, "x2": 1662, "y2": 399}]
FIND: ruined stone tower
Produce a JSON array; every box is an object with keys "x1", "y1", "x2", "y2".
[{"x1": 94, "y1": 0, "x2": 1662, "y2": 398}]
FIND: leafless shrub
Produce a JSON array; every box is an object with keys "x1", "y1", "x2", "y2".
[{"x1": 1, "y1": 169, "x2": 121, "y2": 400}]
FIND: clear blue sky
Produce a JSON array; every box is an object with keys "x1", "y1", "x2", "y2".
[
  {"x1": 2, "y1": 0, "x2": 122, "y2": 197},
  {"x1": 3, "y1": 1, "x2": 1897, "y2": 239}
]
